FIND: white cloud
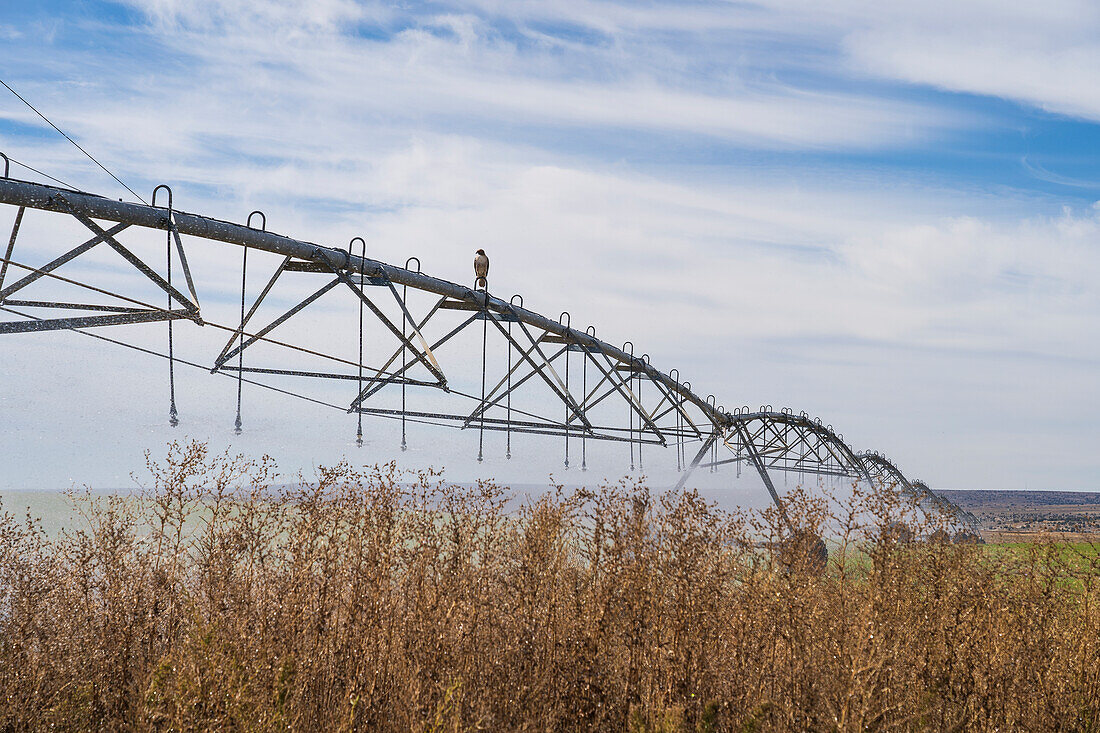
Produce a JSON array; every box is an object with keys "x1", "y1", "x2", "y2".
[
  {"x1": 456, "y1": 0, "x2": 1100, "y2": 124},
  {"x1": 120, "y1": 0, "x2": 372, "y2": 33},
  {"x1": 73, "y1": 0, "x2": 960, "y2": 158},
  {"x1": 847, "y1": 34, "x2": 1100, "y2": 121},
  {"x1": 811, "y1": 0, "x2": 1100, "y2": 121}
]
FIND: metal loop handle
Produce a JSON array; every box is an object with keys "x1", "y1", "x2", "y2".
[
  {"x1": 247, "y1": 210, "x2": 266, "y2": 231},
  {"x1": 151, "y1": 185, "x2": 173, "y2": 214},
  {"x1": 405, "y1": 256, "x2": 421, "y2": 273},
  {"x1": 0, "y1": 152, "x2": 8, "y2": 179},
  {"x1": 559, "y1": 310, "x2": 570, "y2": 328},
  {"x1": 351, "y1": 238, "x2": 368, "y2": 272},
  {"x1": 510, "y1": 294, "x2": 523, "y2": 307}
]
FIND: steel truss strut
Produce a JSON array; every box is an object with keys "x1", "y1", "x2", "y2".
[{"x1": 861, "y1": 452, "x2": 983, "y2": 536}]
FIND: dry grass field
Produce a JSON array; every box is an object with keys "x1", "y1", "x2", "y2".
[{"x1": 2, "y1": 441, "x2": 1099, "y2": 731}]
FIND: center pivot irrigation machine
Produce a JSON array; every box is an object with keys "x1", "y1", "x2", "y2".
[{"x1": 0, "y1": 159, "x2": 980, "y2": 541}]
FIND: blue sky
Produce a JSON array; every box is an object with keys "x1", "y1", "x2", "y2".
[{"x1": 0, "y1": 0, "x2": 1098, "y2": 492}]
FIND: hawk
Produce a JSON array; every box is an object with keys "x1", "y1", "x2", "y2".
[{"x1": 473, "y1": 248, "x2": 489, "y2": 290}]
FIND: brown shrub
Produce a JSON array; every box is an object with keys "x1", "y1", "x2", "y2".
[{"x1": 1, "y1": 440, "x2": 1098, "y2": 731}]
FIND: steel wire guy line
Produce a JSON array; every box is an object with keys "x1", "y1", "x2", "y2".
[{"x1": 0, "y1": 171, "x2": 979, "y2": 537}]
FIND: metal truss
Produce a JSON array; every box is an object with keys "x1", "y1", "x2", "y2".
[
  {"x1": 859, "y1": 452, "x2": 983, "y2": 537},
  {"x1": 671, "y1": 409, "x2": 871, "y2": 529},
  {"x1": 0, "y1": 188, "x2": 200, "y2": 334},
  {"x1": 0, "y1": 171, "x2": 976, "y2": 535},
  {"x1": 911, "y1": 478, "x2": 983, "y2": 537}
]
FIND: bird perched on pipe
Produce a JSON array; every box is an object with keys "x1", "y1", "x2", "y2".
[{"x1": 473, "y1": 248, "x2": 489, "y2": 291}]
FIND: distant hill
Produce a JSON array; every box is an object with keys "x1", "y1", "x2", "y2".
[
  {"x1": 938, "y1": 489, "x2": 1100, "y2": 536},
  {"x1": 939, "y1": 489, "x2": 1100, "y2": 509}
]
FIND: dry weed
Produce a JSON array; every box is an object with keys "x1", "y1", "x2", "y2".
[{"x1": 1, "y1": 440, "x2": 1097, "y2": 731}]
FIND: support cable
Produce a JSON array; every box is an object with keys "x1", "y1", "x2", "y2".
[
  {"x1": 506, "y1": 318, "x2": 513, "y2": 459},
  {"x1": 679, "y1": 398, "x2": 686, "y2": 470},
  {"x1": 564, "y1": 345, "x2": 570, "y2": 468},
  {"x1": 168, "y1": 236, "x2": 177, "y2": 425},
  {"x1": 353, "y1": 237, "x2": 366, "y2": 447},
  {"x1": 478, "y1": 295, "x2": 488, "y2": 463},
  {"x1": 0, "y1": 77, "x2": 147, "y2": 204},
  {"x1": 562, "y1": 312, "x2": 570, "y2": 469},
  {"x1": 234, "y1": 244, "x2": 247, "y2": 434},
  {"x1": 401, "y1": 297, "x2": 407, "y2": 451},
  {"x1": 400, "y1": 286, "x2": 407, "y2": 451},
  {"x1": 708, "y1": 397, "x2": 717, "y2": 474},
  {"x1": 399, "y1": 257, "x2": 420, "y2": 452},
  {"x1": 5, "y1": 156, "x2": 81, "y2": 191},
  {"x1": 636, "y1": 370, "x2": 642, "y2": 473},
  {"x1": 681, "y1": 401, "x2": 687, "y2": 469},
  {"x1": 672, "y1": 372, "x2": 682, "y2": 472},
  {"x1": 629, "y1": 356, "x2": 638, "y2": 471},
  {"x1": 581, "y1": 339, "x2": 588, "y2": 471},
  {"x1": 629, "y1": 388, "x2": 635, "y2": 471},
  {"x1": 162, "y1": 198, "x2": 178, "y2": 427}
]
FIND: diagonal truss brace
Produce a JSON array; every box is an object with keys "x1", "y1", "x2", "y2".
[
  {"x1": 487, "y1": 308, "x2": 594, "y2": 432},
  {"x1": 332, "y1": 268, "x2": 447, "y2": 387},
  {"x1": 0, "y1": 200, "x2": 201, "y2": 334},
  {"x1": 0, "y1": 206, "x2": 24, "y2": 294},
  {"x1": 210, "y1": 256, "x2": 448, "y2": 392},
  {"x1": 60, "y1": 198, "x2": 200, "y2": 319},
  {"x1": 730, "y1": 422, "x2": 793, "y2": 530},
  {"x1": 0, "y1": 222, "x2": 130, "y2": 302},
  {"x1": 462, "y1": 333, "x2": 571, "y2": 429},
  {"x1": 573, "y1": 347, "x2": 666, "y2": 444},
  {"x1": 351, "y1": 296, "x2": 455, "y2": 407}
]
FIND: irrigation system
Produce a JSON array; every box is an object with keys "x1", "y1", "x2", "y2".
[{"x1": 0, "y1": 162, "x2": 981, "y2": 540}]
